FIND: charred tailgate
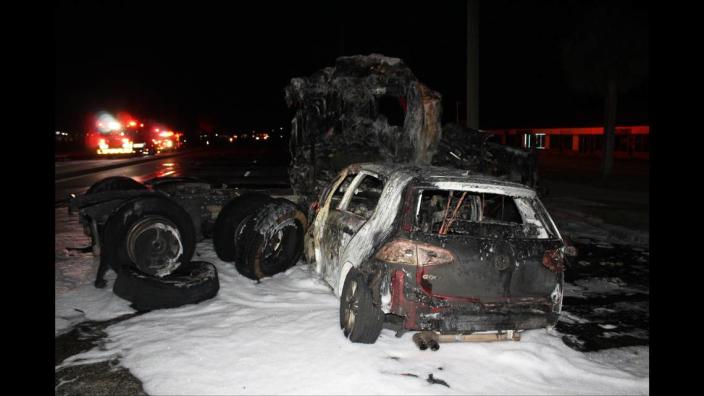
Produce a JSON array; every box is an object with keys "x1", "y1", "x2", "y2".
[{"x1": 415, "y1": 233, "x2": 562, "y2": 303}]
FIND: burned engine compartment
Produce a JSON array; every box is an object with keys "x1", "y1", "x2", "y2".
[{"x1": 286, "y1": 54, "x2": 537, "y2": 206}]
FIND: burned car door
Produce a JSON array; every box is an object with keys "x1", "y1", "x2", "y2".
[
  {"x1": 320, "y1": 172, "x2": 359, "y2": 282},
  {"x1": 321, "y1": 173, "x2": 385, "y2": 286}
]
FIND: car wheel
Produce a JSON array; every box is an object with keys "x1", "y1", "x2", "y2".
[
  {"x1": 101, "y1": 196, "x2": 196, "y2": 277},
  {"x1": 212, "y1": 193, "x2": 276, "y2": 263},
  {"x1": 238, "y1": 199, "x2": 306, "y2": 280},
  {"x1": 112, "y1": 261, "x2": 219, "y2": 311},
  {"x1": 86, "y1": 176, "x2": 147, "y2": 194},
  {"x1": 340, "y1": 269, "x2": 384, "y2": 344}
]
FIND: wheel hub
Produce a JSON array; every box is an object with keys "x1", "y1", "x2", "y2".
[
  {"x1": 264, "y1": 229, "x2": 285, "y2": 259},
  {"x1": 126, "y1": 216, "x2": 183, "y2": 277}
]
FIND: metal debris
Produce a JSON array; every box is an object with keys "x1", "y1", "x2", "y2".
[
  {"x1": 426, "y1": 374, "x2": 450, "y2": 388},
  {"x1": 286, "y1": 54, "x2": 539, "y2": 207},
  {"x1": 286, "y1": 54, "x2": 442, "y2": 206},
  {"x1": 433, "y1": 123, "x2": 539, "y2": 188}
]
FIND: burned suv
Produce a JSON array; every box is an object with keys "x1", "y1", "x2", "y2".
[{"x1": 305, "y1": 163, "x2": 565, "y2": 344}]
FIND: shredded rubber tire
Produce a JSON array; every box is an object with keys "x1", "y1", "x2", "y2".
[
  {"x1": 212, "y1": 193, "x2": 276, "y2": 264},
  {"x1": 112, "y1": 261, "x2": 219, "y2": 311},
  {"x1": 87, "y1": 176, "x2": 147, "y2": 194},
  {"x1": 238, "y1": 198, "x2": 307, "y2": 280},
  {"x1": 340, "y1": 269, "x2": 384, "y2": 344},
  {"x1": 101, "y1": 196, "x2": 196, "y2": 277}
]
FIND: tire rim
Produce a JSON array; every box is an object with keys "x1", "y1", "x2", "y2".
[
  {"x1": 126, "y1": 215, "x2": 183, "y2": 277},
  {"x1": 233, "y1": 214, "x2": 255, "y2": 249},
  {"x1": 263, "y1": 229, "x2": 285, "y2": 259},
  {"x1": 259, "y1": 221, "x2": 301, "y2": 275},
  {"x1": 343, "y1": 279, "x2": 359, "y2": 332}
]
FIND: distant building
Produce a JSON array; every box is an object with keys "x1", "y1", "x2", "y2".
[{"x1": 486, "y1": 125, "x2": 649, "y2": 159}]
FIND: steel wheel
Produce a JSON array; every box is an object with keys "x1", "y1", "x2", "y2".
[
  {"x1": 339, "y1": 269, "x2": 384, "y2": 343},
  {"x1": 342, "y1": 279, "x2": 359, "y2": 333},
  {"x1": 126, "y1": 215, "x2": 184, "y2": 277}
]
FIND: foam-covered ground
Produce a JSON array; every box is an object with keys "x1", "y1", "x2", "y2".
[{"x1": 56, "y1": 209, "x2": 648, "y2": 395}]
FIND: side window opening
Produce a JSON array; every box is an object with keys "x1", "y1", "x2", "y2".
[
  {"x1": 480, "y1": 194, "x2": 522, "y2": 224},
  {"x1": 345, "y1": 175, "x2": 384, "y2": 220},
  {"x1": 331, "y1": 174, "x2": 356, "y2": 209}
]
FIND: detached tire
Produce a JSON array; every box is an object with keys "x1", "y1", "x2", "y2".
[
  {"x1": 113, "y1": 261, "x2": 219, "y2": 311},
  {"x1": 213, "y1": 193, "x2": 276, "y2": 263},
  {"x1": 87, "y1": 176, "x2": 147, "y2": 194},
  {"x1": 238, "y1": 199, "x2": 306, "y2": 280},
  {"x1": 340, "y1": 269, "x2": 384, "y2": 344},
  {"x1": 101, "y1": 196, "x2": 196, "y2": 277}
]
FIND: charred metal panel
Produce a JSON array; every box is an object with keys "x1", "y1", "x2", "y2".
[
  {"x1": 335, "y1": 172, "x2": 414, "y2": 295},
  {"x1": 307, "y1": 168, "x2": 350, "y2": 275},
  {"x1": 286, "y1": 54, "x2": 539, "y2": 212},
  {"x1": 432, "y1": 123, "x2": 539, "y2": 188},
  {"x1": 286, "y1": 54, "x2": 442, "y2": 206},
  {"x1": 72, "y1": 190, "x2": 166, "y2": 233},
  {"x1": 412, "y1": 234, "x2": 562, "y2": 302},
  {"x1": 408, "y1": 183, "x2": 562, "y2": 303},
  {"x1": 427, "y1": 310, "x2": 558, "y2": 333},
  {"x1": 320, "y1": 209, "x2": 358, "y2": 283},
  {"x1": 390, "y1": 268, "x2": 422, "y2": 329},
  {"x1": 159, "y1": 184, "x2": 240, "y2": 241}
]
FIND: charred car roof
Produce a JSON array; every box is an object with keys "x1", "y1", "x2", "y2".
[{"x1": 348, "y1": 163, "x2": 537, "y2": 198}]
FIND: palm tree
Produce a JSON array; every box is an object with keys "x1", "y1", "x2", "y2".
[{"x1": 562, "y1": 0, "x2": 648, "y2": 180}]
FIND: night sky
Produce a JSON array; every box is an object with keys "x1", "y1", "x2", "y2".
[{"x1": 55, "y1": 0, "x2": 648, "y2": 136}]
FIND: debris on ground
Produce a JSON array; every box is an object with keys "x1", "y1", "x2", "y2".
[{"x1": 426, "y1": 374, "x2": 450, "y2": 388}]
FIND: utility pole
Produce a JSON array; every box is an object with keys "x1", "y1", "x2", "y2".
[
  {"x1": 466, "y1": 0, "x2": 479, "y2": 129},
  {"x1": 456, "y1": 101, "x2": 461, "y2": 124}
]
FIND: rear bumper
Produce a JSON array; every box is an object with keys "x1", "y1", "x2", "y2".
[
  {"x1": 416, "y1": 306, "x2": 559, "y2": 333},
  {"x1": 388, "y1": 268, "x2": 560, "y2": 333}
]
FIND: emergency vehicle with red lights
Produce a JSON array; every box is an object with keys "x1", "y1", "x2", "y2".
[{"x1": 85, "y1": 112, "x2": 182, "y2": 156}]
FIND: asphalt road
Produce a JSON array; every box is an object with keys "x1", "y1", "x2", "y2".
[{"x1": 54, "y1": 145, "x2": 291, "y2": 202}]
